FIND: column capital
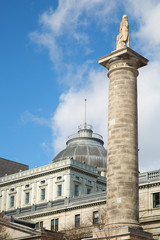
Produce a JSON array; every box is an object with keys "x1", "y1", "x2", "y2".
[{"x1": 98, "y1": 47, "x2": 149, "y2": 70}]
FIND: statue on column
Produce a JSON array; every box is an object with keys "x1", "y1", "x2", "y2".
[{"x1": 116, "y1": 15, "x2": 130, "y2": 50}]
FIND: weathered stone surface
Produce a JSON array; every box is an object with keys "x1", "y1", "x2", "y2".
[{"x1": 98, "y1": 48, "x2": 148, "y2": 230}]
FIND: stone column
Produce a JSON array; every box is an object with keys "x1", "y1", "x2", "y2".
[{"x1": 98, "y1": 47, "x2": 148, "y2": 229}]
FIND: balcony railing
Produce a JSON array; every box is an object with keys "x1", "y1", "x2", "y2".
[{"x1": 67, "y1": 132, "x2": 103, "y2": 141}]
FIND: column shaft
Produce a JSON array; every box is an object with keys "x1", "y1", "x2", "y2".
[{"x1": 107, "y1": 60, "x2": 139, "y2": 228}]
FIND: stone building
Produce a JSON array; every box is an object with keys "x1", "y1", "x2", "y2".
[
  {"x1": 0, "y1": 126, "x2": 107, "y2": 238},
  {"x1": 0, "y1": 125, "x2": 160, "y2": 239}
]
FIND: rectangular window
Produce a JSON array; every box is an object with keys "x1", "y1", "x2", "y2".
[
  {"x1": 51, "y1": 219, "x2": 54, "y2": 231},
  {"x1": 51, "y1": 218, "x2": 59, "y2": 231},
  {"x1": 40, "y1": 221, "x2": 43, "y2": 228},
  {"x1": 57, "y1": 185, "x2": 62, "y2": 197},
  {"x1": 93, "y1": 211, "x2": 99, "y2": 224},
  {"x1": 10, "y1": 196, "x2": 15, "y2": 207},
  {"x1": 153, "y1": 193, "x2": 160, "y2": 208},
  {"x1": 36, "y1": 221, "x2": 43, "y2": 228},
  {"x1": 75, "y1": 184, "x2": 79, "y2": 197},
  {"x1": 55, "y1": 218, "x2": 59, "y2": 231},
  {"x1": 25, "y1": 192, "x2": 30, "y2": 204},
  {"x1": 41, "y1": 188, "x2": 45, "y2": 200},
  {"x1": 87, "y1": 188, "x2": 91, "y2": 194},
  {"x1": 75, "y1": 214, "x2": 80, "y2": 228}
]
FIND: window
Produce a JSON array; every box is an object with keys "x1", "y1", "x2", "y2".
[
  {"x1": 93, "y1": 211, "x2": 99, "y2": 225},
  {"x1": 25, "y1": 184, "x2": 29, "y2": 188},
  {"x1": 75, "y1": 214, "x2": 80, "y2": 228},
  {"x1": 10, "y1": 196, "x2": 15, "y2": 208},
  {"x1": 51, "y1": 219, "x2": 54, "y2": 231},
  {"x1": 25, "y1": 192, "x2": 30, "y2": 204},
  {"x1": 57, "y1": 176, "x2": 62, "y2": 180},
  {"x1": 153, "y1": 193, "x2": 160, "y2": 208},
  {"x1": 35, "y1": 222, "x2": 43, "y2": 228},
  {"x1": 41, "y1": 188, "x2": 45, "y2": 200},
  {"x1": 87, "y1": 188, "x2": 91, "y2": 194},
  {"x1": 75, "y1": 184, "x2": 79, "y2": 197},
  {"x1": 76, "y1": 176, "x2": 79, "y2": 180},
  {"x1": 51, "y1": 218, "x2": 59, "y2": 231},
  {"x1": 10, "y1": 188, "x2": 14, "y2": 192},
  {"x1": 55, "y1": 218, "x2": 59, "y2": 231},
  {"x1": 57, "y1": 185, "x2": 62, "y2": 197},
  {"x1": 40, "y1": 221, "x2": 43, "y2": 228}
]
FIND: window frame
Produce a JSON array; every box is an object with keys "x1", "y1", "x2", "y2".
[
  {"x1": 25, "y1": 192, "x2": 30, "y2": 204},
  {"x1": 93, "y1": 211, "x2": 99, "y2": 225},
  {"x1": 153, "y1": 192, "x2": 160, "y2": 208},
  {"x1": 74, "y1": 184, "x2": 79, "y2": 197},
  {"x1": 51, "y1": 218, "x2": 59, "y2": 232},
  {"x1": 55, "y1": 218, "x2": 59, "y2": 231},
  {"x1": 40, "y1": 221, "x2": 43, "y2": 228},
  {"x1": 75, "y1": 214, "x2": 80, "y2": 228},
  {"x1": 57, "y1": 184, "x2": 62, "y2": 197},
  {"x1": 41, "y1": 188, "x2": 46, "y2": 201},
  {"x1": 10, "y1": 195, "x2": 15, "y2": 208},
  {"x1": 51, "y1": 219, "x2": 55, "y2": 231},
  {"x1": 87, "y1": 188, "x2": 91, "y2": 195}
]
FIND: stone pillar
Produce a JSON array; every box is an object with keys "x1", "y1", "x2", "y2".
[{"x1": 98, "y1": 47, "x2": 148, "y2": 229}]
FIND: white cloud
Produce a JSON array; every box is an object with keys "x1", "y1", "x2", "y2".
[
  {"x1": 127, "y1": 0, "x2": 160, "y2": 56},
  {"x1": 39, "y1": 0, "x2": 116, "y2": 35},
  {"x1": 29, "y1": 0, "x2": 118, "y2": 69},
  {"x1": 51, "y1": 68, "x2": 108, "y2": 155},
  {"x1": 29, "y1": 31, "x2": 62, "y2": 70},
  {"x1": 138, "y1": 61, "x2": 160, "y2": 172},
  {"x1": 20, "y1": 111, "x2": 50, "y2": 127}
]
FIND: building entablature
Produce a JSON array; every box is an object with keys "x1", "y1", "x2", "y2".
[
  {"x1": 0, "y1": 158, "x2": 103, "y2": 187},
  {"x1": 139, "y1": 181, "x2": 160, "y2": 189}
]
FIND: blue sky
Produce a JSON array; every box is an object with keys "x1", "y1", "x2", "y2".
[{"x1": 1, "y1": 0, "x2": 160, "y2": 172}]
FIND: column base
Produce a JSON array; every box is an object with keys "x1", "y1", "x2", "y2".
[{"x1": 82, "y1": 226, "x2": 154, "y2": 240}]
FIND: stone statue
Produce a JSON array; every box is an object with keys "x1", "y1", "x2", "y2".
[{"x1": 116, "y1": 15, "x2": 130, "y2": 50}]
